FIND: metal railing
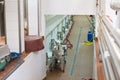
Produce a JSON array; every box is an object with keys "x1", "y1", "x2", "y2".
[{"x1": 45, "y1": 15, "x2": 73, "y2": 55}]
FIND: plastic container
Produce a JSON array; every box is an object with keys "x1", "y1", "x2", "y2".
[
  {"x1": 0, "y1": 58, "x2": 7, "y2": 71},
  {"x1": 25, "y1": 35, "x2": 44, "y2": 53},
  {"x1": 10, "y1": 52, "x2": 21, "y2": 59},
  {"x1": 87, "y1": 31, "x2": 93, "y2": 42}
]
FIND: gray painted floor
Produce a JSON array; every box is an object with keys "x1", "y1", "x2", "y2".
[{"x1": 46, "y1": 15, "x2": 94, "y2": 80}]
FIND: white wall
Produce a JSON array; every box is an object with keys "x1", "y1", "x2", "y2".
[
  {"x1": 6, "y1": 50, "x2": 46, "y2": 80},
  {"x1": 28, "y1": 0, "x2": 39, "y2": 35},
  {"x1": 5, "y1": 0, "x2": 46, "y2": 80},
  {"x1": 41, "y1": 0, "x2": 97, "y2": 36},
  {"x1": 5, "y1": 0, "x2": 20, "y2": 52},
  {"x1": 5, "y1": 0, "x2": 25, "y2": 53},
  {"x1": 42, "y1": 0, "x2": 96, "y2": 15},
  {"x1": 41, "y1": 11, "x2": 45, "y2": 35}
]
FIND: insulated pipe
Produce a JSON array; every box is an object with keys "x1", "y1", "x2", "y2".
[
  {"x1": 103, "y1": 17, "x2": 120, "y2": 48},
  {"x1": 98, "y1": 37, "x2": 109, "y2": 80},
  {"x1": 98, "y1": 13, "x2": 120, "y2": 80},
  {"x1": 117, "y1": 10, "x2": 120, "y2": 29},
  {"x1": 99, "y1": 15, "x2": 120, "y2": 79},
  {"x1": 102, "y1": 22, "x2": 120, "y2": 79},
  {"x1": 110, "y1": 0, "x2": 120, "y2": 11},
  {"x1": 100, "y1": 30, "x2": 116, "y2": 80},
  {"x1": 104, "y1": 51, "x2": 116, "y2": 80},
  {"x1": 110, "y1": 0, "x2": 120, "y2": 29}
]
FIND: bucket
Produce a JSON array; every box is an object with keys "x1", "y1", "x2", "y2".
[{"x1": 87, "y1": 31, "x2": 93, "y2": 42}]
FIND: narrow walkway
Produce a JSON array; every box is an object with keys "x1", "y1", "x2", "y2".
[{"x1": 46, "y1": 15, "x2": 94, "y2": 80}]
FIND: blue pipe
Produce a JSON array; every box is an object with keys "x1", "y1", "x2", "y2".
[{"x1": 70, "y1": 27, "x2": 82, "y2": 76}]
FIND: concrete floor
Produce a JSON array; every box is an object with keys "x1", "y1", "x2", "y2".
[{"x1": 46, "y1": 15, "x2": 94, "y2": 80}]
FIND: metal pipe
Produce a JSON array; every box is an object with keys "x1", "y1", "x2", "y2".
[
  {"x1": 103, "y1": 17, "x2": 120, "y2": 48},
  {"x1": 101, "y1": 22, "x2": 120, "y2": 79},
  {"x1": 104, "y1": 51, "x2": 116, "y2": 80},
  {"x1": 98, "y1": 37, "x2": 109, "y2": 80},
  {"x1": 98, "y1": 29, "x2": 116, "y2": 80},
  {"x1": 100, "y1": 34, "x2": 116, "y2": 80}
]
